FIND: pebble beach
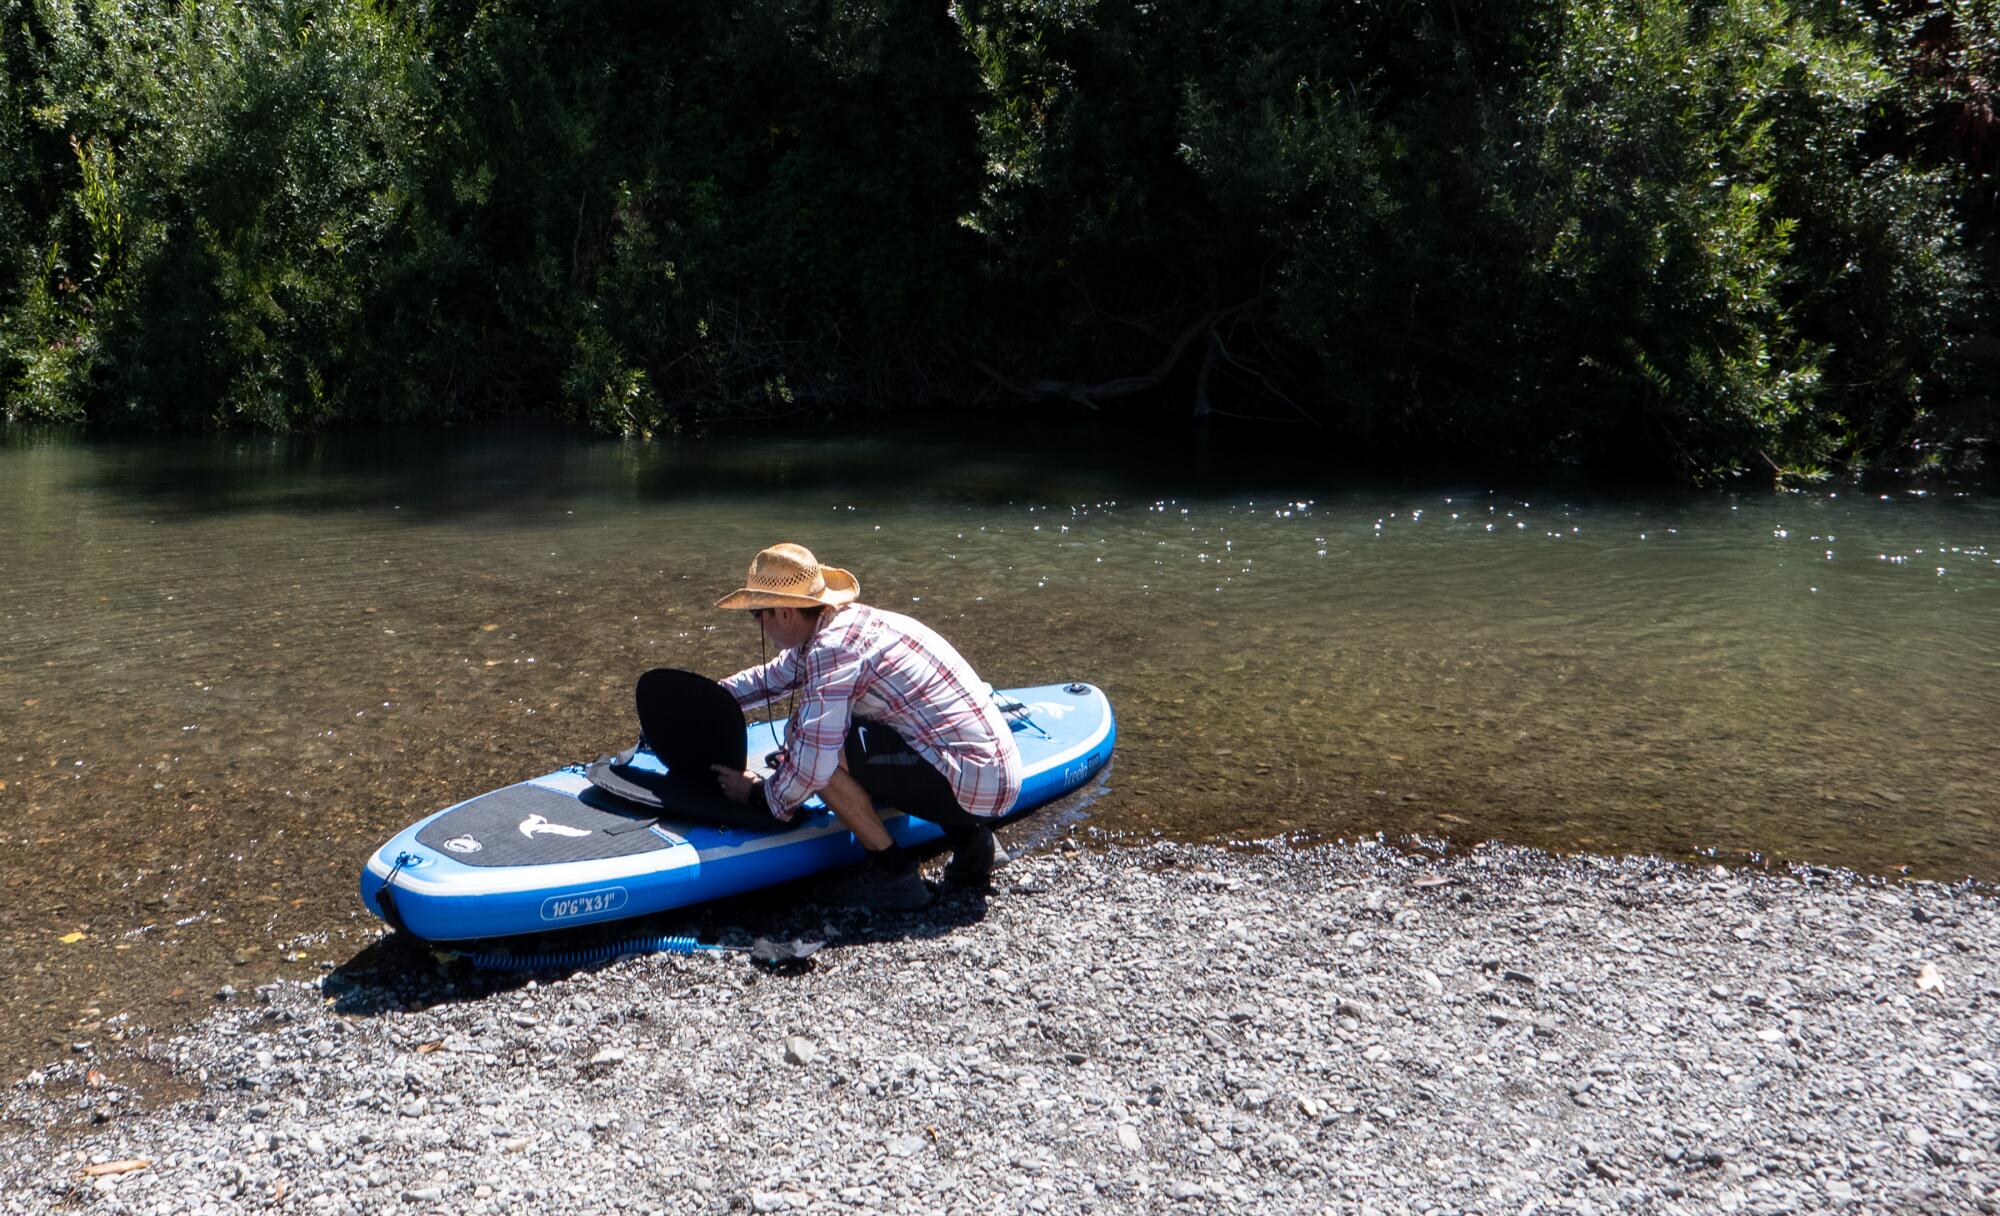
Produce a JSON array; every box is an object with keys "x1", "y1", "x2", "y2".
[{"x1": 3, "y1": 837, "x2": 1995, "y2": 1216}]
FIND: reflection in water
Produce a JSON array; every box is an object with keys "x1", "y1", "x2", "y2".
[{"x1": 1, "y1": 423, "x2": 1996, "y2": 1072}]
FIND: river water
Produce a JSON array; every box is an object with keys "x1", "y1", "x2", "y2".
[{"x1": 2, "y1": 424, "x2": 1996, "y2": 1074}]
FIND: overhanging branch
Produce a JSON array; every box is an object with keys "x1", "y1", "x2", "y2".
[{"x1": 975, "y1": 299, "x2": 1259, "y2": 409}]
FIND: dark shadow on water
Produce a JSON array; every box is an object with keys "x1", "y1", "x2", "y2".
[
  {"x1": 43, "y1": 413, "x2": 1785, "y2": 523},
  {"x1": 65, "y1": 421, "x2": 648, "y2": 521},
  {"x1": 18, "y1": 406, "x2": 1998, "y2": 525},
  {"x1": 60, "y1": 418, "x2": 1155, "y2": 519}
]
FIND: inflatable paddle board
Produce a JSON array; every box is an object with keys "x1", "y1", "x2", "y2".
[{"x1": 359, "y1": 682, "x2": 1114, "y2": 941}]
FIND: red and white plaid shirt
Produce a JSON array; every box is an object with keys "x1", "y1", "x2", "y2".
[{"x1": 720, "y1": 604, "x2": 1023, "y2": 822}]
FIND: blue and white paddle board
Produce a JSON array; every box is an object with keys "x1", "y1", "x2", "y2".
[{"x1": 359, "y1": 682, "x2": 1114, "y2": 940}]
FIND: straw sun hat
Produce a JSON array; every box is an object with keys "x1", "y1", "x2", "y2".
[{"x1": 714, "y1": 542, "x2": 860, "y2": 610}]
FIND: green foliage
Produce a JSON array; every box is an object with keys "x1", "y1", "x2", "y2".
[
  {"x1": 1, "y1": 0, "x2": 431, "y2": 427},
  {"x1": 0, "y1": 0, "x2": 1986, "y2": 478},
  {"x1": 1501, "y1": 0, "x2": 1965, "y2": 474},
  {"x1": 376, "y1": 0, "x2": 986, "y2": 434},
  {"x1": 1515, "y1": 0, "x2": 1825, "y2": 470},
  {"x1": 953, "y1": 0, "x2": 1972, "y2": 476}
]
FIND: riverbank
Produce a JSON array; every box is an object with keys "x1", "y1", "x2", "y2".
[{"x1": 3, "y1": 838, "x2": 1994, "y2": 1215}]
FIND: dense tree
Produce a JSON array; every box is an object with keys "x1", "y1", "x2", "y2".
[{"x1": 0, "y1": 0, "x2": 1991, "y2": 479}]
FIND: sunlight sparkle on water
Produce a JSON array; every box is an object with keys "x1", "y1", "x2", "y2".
[{"x1": 3, "y1": 435, "x2": 1999, "y2": 1077}]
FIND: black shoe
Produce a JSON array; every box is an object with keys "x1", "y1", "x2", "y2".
[{"x1": 942, "y1": 827, "x2": 1009, "y2": 887}]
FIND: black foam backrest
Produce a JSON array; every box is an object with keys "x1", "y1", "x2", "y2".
[{"x1": 635, "y1": 667, "x2": 748, "y2": 781}]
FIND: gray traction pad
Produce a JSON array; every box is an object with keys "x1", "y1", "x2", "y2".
[{"x1": 415, "y1": 783, "x2": 674, "y2": 867}]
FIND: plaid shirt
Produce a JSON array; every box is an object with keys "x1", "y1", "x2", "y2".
[{"x1": 720, "y1": 604, "x2": 1022, "y2": 822}]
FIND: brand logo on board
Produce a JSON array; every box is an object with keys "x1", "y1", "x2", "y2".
[{"x1": 519, "y1": 814, "x2": 592, "y2": 840}]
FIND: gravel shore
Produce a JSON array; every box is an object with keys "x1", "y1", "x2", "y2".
[{"x1": 4, "y1": 837, "x2": 1995, "y2": 1216}]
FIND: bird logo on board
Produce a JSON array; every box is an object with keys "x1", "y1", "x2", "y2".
[
  {"x1": 519, "y1": 814, "x2": 592, "y2": 840},
  {"x1": 443, "y1": 835, "x2": 483, "y2": 854}
]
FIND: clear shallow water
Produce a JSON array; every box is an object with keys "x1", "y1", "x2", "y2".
[{"x1": 1, "y1": 424, "x2": 1996, "y2": 1071}]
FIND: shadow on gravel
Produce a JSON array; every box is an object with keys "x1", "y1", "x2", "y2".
[{"x1": 321, "y1": 866, "x2": 1007, "y2": 1021}]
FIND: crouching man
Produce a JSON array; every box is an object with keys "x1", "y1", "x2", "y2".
[{"x1": 710, "y1": 542, "x2": 1021, "y2": 909}]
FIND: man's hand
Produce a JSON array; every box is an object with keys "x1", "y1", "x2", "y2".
[{"x1": 712, "y1": 765, "x2": 760, "y2": 805}]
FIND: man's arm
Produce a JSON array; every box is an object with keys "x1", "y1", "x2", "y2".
[
  {"x1": 760, "y1": 643, "x2": 864, "y2": 816},
  {"x1": 718, "y1": 648, "x2": 803, "y2": 712}
]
